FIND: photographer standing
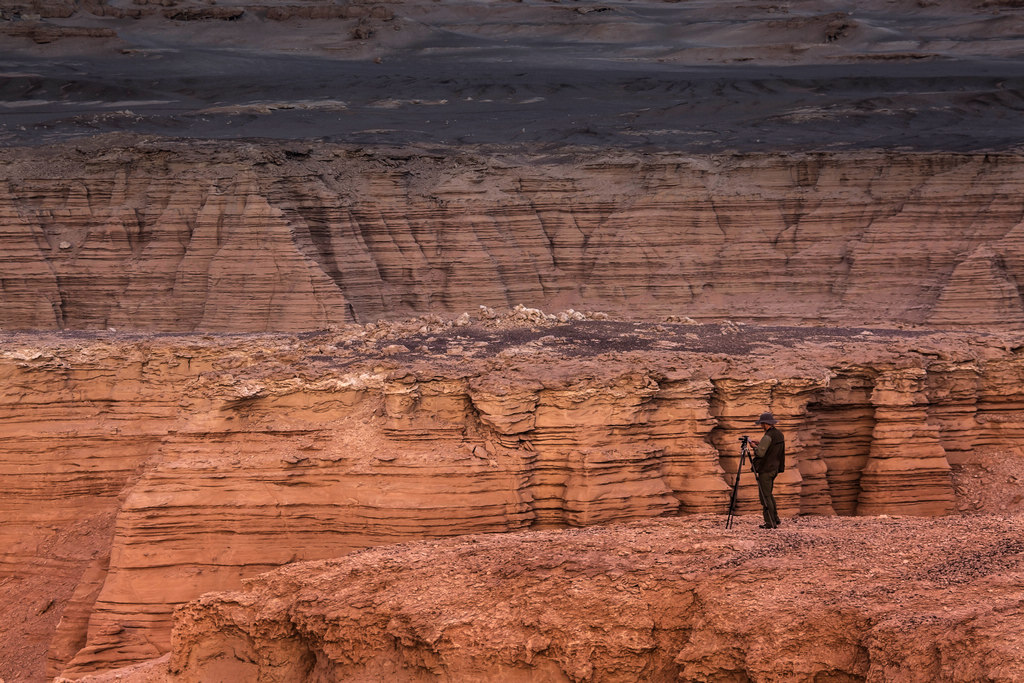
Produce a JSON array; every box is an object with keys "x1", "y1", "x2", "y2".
[{"x1": 749, "y1": 412, "x2": 785, "y2": 529}]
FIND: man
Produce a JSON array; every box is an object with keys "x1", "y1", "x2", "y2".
[{"x1": 749, "y1": 412, "x2": 785, "y2": 529}]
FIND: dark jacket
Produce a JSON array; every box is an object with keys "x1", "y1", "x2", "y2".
[{"x1": 753, "y1": 427, "x2": 785, "y2": 474}]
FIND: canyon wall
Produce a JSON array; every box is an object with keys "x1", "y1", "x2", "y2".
[
  {"x1": 2, "y1": 144, "x2": 1024, "y2": 332},
  {"x1": 1, "y1": 323, "x2": 1023, "y2": 678},
  {"x1": 4, "y1": 3, "x2": 1024, "y2": 681}
]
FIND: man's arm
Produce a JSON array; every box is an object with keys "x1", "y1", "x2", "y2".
[{"x1": 755, "y1": 432, "x2": 772, "y2": 459}]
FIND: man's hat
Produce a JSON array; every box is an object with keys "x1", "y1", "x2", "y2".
[{"x1": 756, "y1": 412, "x2": 777, "y2": 425}]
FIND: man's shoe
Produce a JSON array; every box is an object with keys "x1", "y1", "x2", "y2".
[{"x1": 758, "y1": 523, "x2": 777, "y2": 529}]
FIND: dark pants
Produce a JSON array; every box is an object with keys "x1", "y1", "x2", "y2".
[{"x1": 756, "y1": 469, "x2": 780, "y2": 528}]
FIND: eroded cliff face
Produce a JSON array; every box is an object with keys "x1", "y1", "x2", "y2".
[
  {"x1": 5, "y1": 2, "x2": 1024, "y2": 680},
  {"x1": 2, "y1": 143, "x2": 1024, "y2": 332},
  {"x1": 2, "y1": 316, "x2": 1023, "y2": 679}
]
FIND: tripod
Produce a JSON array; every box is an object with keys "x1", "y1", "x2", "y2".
[{"x1": 726, "y1": 435, "x2": 756, "y2": 529}]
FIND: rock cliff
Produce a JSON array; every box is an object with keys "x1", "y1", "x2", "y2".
[
  {"x1": 2, "y1": 143, "x2": 1024, "y2": 332},
  {"x1": 2, "y1": 317, "x2": 1024, "y2": 678}
]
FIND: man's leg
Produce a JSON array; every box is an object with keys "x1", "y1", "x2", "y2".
[{"x1": 757, "y1": 470, "x2": 779, "y2": 528}]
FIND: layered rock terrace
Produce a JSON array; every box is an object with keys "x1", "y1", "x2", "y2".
[{"x1": 2, "y1": 316, "x2": 1024, "y2": 678}]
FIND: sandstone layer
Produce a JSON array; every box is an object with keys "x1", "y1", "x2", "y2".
[
  {"x1": 2, "y1": 316, "x2": 1024, "y2": 679},
  {"x1": 2, "y1": 143, "x2": 1024, "y2": 332}
]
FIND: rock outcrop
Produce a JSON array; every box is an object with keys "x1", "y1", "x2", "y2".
[
  {"x1": 1, "y1": 320, "x2": 1023, "y2": 678},
  {"x1": 2, "y1": 144, "x2": 1024, "y2": 332},
  {"x1": 138, "y1": 516, "x2": 1024, "y2": 682}
]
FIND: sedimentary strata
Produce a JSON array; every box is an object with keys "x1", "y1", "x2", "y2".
[
  {"x1": 2, "y1": 144, "x2": 1024, "y2": 332},
  {"x1": 1, "y1": 317, "x2": 1023, "y2": 678},
  {"x1": 3, "y1": 1, "x2": 1023, "y2": 681}
]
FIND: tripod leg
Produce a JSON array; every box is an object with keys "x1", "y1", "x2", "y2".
[
  {"x1": 725, "y1": 445, "x2": 747, "y2": 529},
  {"x1": 726, "y1": 468, "x2": 739, "y2": 529}
]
